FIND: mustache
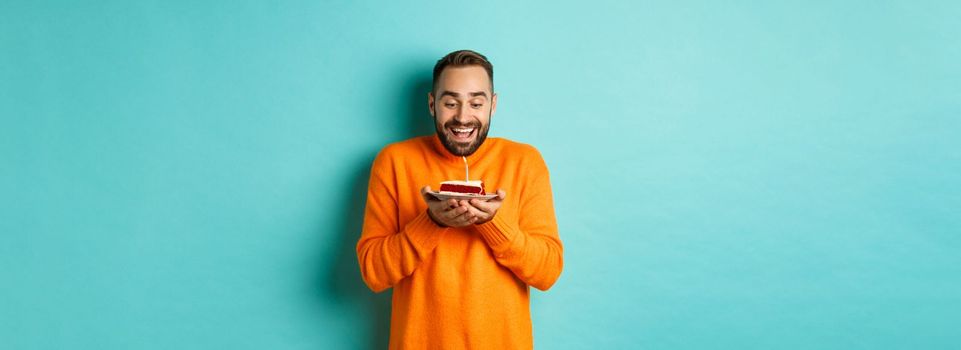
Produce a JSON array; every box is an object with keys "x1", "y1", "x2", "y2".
[{"x1": 444, "y1": 121, "x2": 482, "y2": 129}]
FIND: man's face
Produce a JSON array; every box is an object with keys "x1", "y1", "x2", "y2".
[{"x1": 429, "y1": 66, "x2": 497, "y2": 156}]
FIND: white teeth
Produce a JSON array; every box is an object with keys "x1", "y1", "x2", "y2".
[{"x1": 453, "y1": 128, "x2": 474, "y2": 133}]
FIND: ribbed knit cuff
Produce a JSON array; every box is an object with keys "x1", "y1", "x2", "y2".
[
  {"x1": 404, "y1": 211, "x2": 448, "y2": 256},
  {"x1": 474, "y1": 215, "x2": 519, "y2": 254}
]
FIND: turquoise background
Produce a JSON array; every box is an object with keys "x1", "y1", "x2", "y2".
[{"x1": 2, "y1": 1, "x2": 959, "y2": 349}]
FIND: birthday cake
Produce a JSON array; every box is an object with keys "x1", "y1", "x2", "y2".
[{"x1": 439, "y1": 180, "x2": 486, "y2": 195}]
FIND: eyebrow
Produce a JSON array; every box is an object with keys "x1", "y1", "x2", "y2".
[{"x1": 439, "y1": 90, "x2": 488, "y2": 99}]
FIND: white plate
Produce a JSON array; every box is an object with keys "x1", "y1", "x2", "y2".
[{"x1": 426, "y1": 191, "x2": 498, "y2": 201}]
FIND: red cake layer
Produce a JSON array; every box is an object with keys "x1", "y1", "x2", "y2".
[{"x1": 440, "y1": 183, "x2": 485, "y2": 195}]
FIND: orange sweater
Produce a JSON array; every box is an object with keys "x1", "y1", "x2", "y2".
[{"x1": 357, "y1": 134, "x2": 564, "y2": 349}]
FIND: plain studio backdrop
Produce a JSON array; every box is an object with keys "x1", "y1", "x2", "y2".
[{"x1": 2, "y1": 1, "x2": 959, "y2": 349}]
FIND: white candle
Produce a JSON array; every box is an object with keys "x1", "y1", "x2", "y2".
[{"x1": 462, "y1": 156, "x2": 469, "y2": 181}]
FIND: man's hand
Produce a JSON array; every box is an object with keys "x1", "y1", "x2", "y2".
[
  {"x1": 421, "y1": 186, "x2": 478, "y2": 228},
  {"x1": 463, "y1": 189, "x2": 506, "y2": 225}
]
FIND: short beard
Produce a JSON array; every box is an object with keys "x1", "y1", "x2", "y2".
[{"x1": 433, "y1": 109, "x2": 490, "y2": 157}]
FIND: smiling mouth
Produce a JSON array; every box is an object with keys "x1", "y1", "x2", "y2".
[{"x1": 448, "y1": 126, "x2": 476, "y2": 142}]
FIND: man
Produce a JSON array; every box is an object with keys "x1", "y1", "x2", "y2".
[{"x1": 356, "y1": 50, "x2": 563, "y2": 349}]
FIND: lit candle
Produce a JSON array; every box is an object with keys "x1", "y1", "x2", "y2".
[{"x1": 462, "y1": 156, "x2": 469, "y2": 181}]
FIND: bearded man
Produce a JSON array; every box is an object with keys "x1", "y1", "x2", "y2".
[{"x1": 357, "y1": 49, "x2": 563, "y2": 350}]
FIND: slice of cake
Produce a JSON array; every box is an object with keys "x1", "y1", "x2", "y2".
[{"x1": 439, "y1": 180, "x2": 486, "y2": 195}]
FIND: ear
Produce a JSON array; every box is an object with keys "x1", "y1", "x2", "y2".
[
  {"x1": 490, "y1": 92, "x2": 498, "y2": 117},
  {"x1": 427, "y1": 92, "x2": 435, "y2": 117}
]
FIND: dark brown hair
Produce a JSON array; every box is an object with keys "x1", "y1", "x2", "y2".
[{"x1": 432, "y1": 50, "x2": 494, "y2": 94}]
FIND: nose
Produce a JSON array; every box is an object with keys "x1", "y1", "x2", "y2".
[{"x1": 454, "y1": 104, "x2": 471, "y2": 123}]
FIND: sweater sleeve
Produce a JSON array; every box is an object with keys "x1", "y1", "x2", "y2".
[
  {"x1": 474, "y1": 149, "x2": 564, "y2": 291},
  {"x1": 356, "y1": 151, "x2": 448, "y2": 292}
]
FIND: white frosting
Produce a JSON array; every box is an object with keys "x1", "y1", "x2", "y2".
[{"x1": 440, "y1": 180, "x2": 483, "y2": 187}]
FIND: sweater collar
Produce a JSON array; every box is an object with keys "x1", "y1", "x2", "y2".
[{"x1": 430, "y1": 133, "x2": 493, "y2": 163}]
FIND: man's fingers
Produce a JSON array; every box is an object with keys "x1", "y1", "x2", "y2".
[
  {"x1": 469, "y1": 192, "x2": 503, "y2": 213},
  {"x1": 465, "y1": 202, "x2": 490, "y2": 219},
  {"x1": 444, "y1": 204, "x2": 470, "y2": 220},
  {"x1": 424, "y1": 187, "x2": 505, "y2": 226},
  {"x1": 468, "y1": 199, "x2": 494, "y2": 214},
  {"x1": 447, "y1": 206, "x2": 475, "y2": 225}
]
